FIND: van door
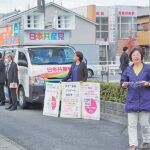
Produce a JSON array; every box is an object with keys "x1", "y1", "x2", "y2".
[{"x1": 17, "y1": 50, "x2": 29, "y2": 107}]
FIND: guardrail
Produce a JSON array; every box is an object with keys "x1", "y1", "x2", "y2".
[{"x1": 94, "y1": 64, "x2": 121, "y2": 75}]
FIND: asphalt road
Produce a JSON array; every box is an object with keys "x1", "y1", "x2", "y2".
[{"x1": 0, "y1": 104, "x2": 129, "y2": 150}]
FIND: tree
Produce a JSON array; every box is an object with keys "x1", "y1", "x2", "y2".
[{"x1": 125, "y1": 31, "x2": 140, "y2": 53}]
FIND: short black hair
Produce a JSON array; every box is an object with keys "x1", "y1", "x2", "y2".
[
  {"x1": 0, "y1": 53, "x2": 2, "y2": 58},
  {"x1": 123, "y1": 46, "x2": 128, "y2": 52},
  {"x1": 129, "y1": 48, "x2": 144, "y2": 61},
  {"x1": 6, "y1": 53, "x2": 13, "y2": 60},
  {"x1": 75, "y1": 51, "x2": 83, "y2": 62}
]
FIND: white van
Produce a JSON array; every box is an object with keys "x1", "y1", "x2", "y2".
[{"x1": 0, "y1": 46, "x2": 75, "y2": 108}]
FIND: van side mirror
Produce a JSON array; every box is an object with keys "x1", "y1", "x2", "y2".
[{"x1": 18, "y1": 60, "x2": 28, "y2": 67}]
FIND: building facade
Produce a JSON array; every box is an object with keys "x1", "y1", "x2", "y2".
[
  {"x1": 0, "y1": 2, "x2": 99, "y2": 65},
  {"x1": 73, "y1": 5, "x2": 137, "y2": 64},
  {"x1": 137, "y1": 7, "x2": 150, "y2": 61}
]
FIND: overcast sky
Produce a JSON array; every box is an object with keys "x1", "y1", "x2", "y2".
[{"x1": 0, "y1": 0, "x2": 149, "y2": 13}]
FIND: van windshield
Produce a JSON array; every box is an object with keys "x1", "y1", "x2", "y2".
[{"x1": 28, "y1": 47, "x2": 75, "y2": 65}]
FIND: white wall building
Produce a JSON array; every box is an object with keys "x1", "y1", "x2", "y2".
[
  {"x1": 0, "y1": 2, "x2": 99, "y2": 64},
  {"x1": 73, "y1": 5, "x2": 137, "y2": 64}
]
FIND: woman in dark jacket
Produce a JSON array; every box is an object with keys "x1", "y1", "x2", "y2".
[
  {"x1": 121, "y1": 48, "x2": 150, "y2": 150},
  {"x1": 62, "y1": 51, "x2": 88, "y2": 82}
]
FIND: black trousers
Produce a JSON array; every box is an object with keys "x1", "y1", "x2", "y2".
[
  {"x1": 0, "y1": 83, "x2": 5, "y2": 102},
  {"x1": 8, "y1": 87, "x2": 17, "y2": 107}
]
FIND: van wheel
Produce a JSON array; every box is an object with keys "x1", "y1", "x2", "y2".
[
  {"x1": 18, "y1": 87, "x2": 28, "y2": 109},
  {"x1": 88, "y1": 69, "x2": 93, "y2": 78}
]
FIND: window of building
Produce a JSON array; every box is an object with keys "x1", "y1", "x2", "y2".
[
  {"x1": 27, "y1": 16, "x2": 31, "y2": 28},
  {"x1": 25, "y1": 15, "x2": 41, "y2": 29},
  {"x1": 99, "y1": 46, "x2": 107, "y2": 63},
  {"x1": 121, "y1": 24, "x2": 132, "y2": 31},
  {"x1": 118, "y1": 16, "x2": 137, "y2": 39},
  {"x1": 96, "y1": 32, "x2": 100, "y2": 39},
  {"x1": 57, "y1": 16, "x2": 70, "y2": 29},
  {"x1": 101, "y1": 17, "x2": 108, "y2": 24},
  {"x1": 96, "y1": 18, "x2": 100, "y2": 23},
  {"x1": 137, "y1": 23, "x2": 149, "y2": 31},
  {"x1": 34, "y1": 15, "x2": 39, "y2": 28},
  {"x1": 96, "y1": 25, "x2": 100, "y2": 31},
  {"x1": 101, "y1": 32, "x2": 108, "y2": 39},
  {"x1": 101, "y1": 25, "x2": 108, "y2": 31},
  {"x1": 54, "y1": 15, "x2": 75, "y2": 30},
  {"x1": 121, "y1": 17, "x2": 132, "y2": 24},
  {"x1": 96, "y1": 17, "x2": 109, "y2": 41}
]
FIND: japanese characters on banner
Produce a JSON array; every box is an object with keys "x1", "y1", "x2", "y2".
[
  {"x1": 109, "y1": 7, "x2": 117, "y2": 43},
  {"x1": 43, "y1": 82, "x2": 100, "y2": 120},
  {"x1": 0, "y1": 23, "x2": 19, "y2": 46},
  {"x1": 23, "y1": 30, "x2": 70, "y2": 45},
  {"x1": 43, "y1": 83, "x2": 61, "y2": 117},
  {"x1": 81, "y1": 83, "x2": 100, "y2": 120},
  {"x1": 61, "y1": 82, "x2": 81, "y2": 118}
]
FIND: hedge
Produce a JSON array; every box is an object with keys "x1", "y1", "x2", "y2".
[{"x1": 88, "y1": 81, "x2": 127, "y2": 104}]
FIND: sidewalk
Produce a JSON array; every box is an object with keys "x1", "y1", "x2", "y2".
[{"x1": 0, "y1": 134, "x2": 26, "y2": 150}]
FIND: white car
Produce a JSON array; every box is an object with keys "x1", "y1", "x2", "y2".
[{"x1": 87, "y1": 65, "x2": 98, "y2": 78}]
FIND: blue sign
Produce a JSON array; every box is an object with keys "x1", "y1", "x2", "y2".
[
  {"x1": 13, "y1": 23, "x2": 19, "y2": 38},
  {"x1": 104, "y1": 37, "x2": 108, "y2": 42},
  {"x1": 101, "y1": 71, "x2": 108, "y2": 76}
]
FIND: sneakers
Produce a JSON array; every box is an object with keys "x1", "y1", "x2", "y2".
[
  {"x1": 129, "y1": 143, "x2": 149, "y2": 150},
  {"x1": 140, "y1": 143, "x2": 148, "y2": 149},
  {"x1": 129, "y1": 145, "x2": 138, "y2": 150}
]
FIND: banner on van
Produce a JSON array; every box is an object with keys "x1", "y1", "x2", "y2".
[
  {"x1": 23, "y1": 30, "x2": 70, "y2": 45},
  {"x1": 0, "y1": 24, "x2": 19, "y2": 46}
]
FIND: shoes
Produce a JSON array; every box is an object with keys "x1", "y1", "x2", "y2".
[
  {"x1": 140, "y1": 143, "x2": 148, "y2": 149},
  {"x1": 9, "y1": 106, "x2": 17, "y2": 111},
  {"x1": 129, "y1": 145, "x2": 137, "y2": 150},
  {"x1": 0, "y1": 101, "x2": 5, "y2": 106},
  {"x1": 5, "y1": 105, "x2": 12, "y2": 110}
]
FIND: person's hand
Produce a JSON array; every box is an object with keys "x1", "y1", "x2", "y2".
[
  {"x1": 12, "y1": 82, "x2": 16, "y2": 86},
  {"x1": 142, "y1": 81, "x2": 149, "y2": 87},
  {"x1": 122, "y1": 83, "x2": 128, "y2": 88}
]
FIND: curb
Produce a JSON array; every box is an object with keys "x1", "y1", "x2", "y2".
[
  {"x1": 0, "y1": 134, "x2": 27, "y2": 150},
  {"x1": 101, "y1": 112, "x2": 128, "y2": 125}
]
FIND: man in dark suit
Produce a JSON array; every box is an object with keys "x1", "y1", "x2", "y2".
[
  {"x1": 120, "y1": 46, "x2": 129, "y2": 74},
  {"x1": 5, "y1": 53, "x2": 19, "y2": 111},
  {"x1": 0, "y1": 53, "x2": 6, "y2": 106}
]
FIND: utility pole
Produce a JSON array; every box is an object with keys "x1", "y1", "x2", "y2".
[
  {"x1": 37, "y1": 0, "x2": 45, "y2": 25},
  {"x1": 37, "y1": 0, "x2": 45, "y2": 13}
]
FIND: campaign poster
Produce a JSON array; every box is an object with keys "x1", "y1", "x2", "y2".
[
  {"x1": 0, "y1": 24, "x2": 19, "y2": 46},
  {"x1": 81, "y1": 83, "x2": 100, "y2": 120},
  {"x1": 43, "y1": 83, "x2": 61, "y2": 117},
  {"x1": 60, "y1": 82, "x2": 81, "y2": 118}
]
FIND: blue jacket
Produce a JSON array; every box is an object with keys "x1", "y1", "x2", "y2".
[{"x1": 120, "y1": 63, "x2": 150, "y2": 112}]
